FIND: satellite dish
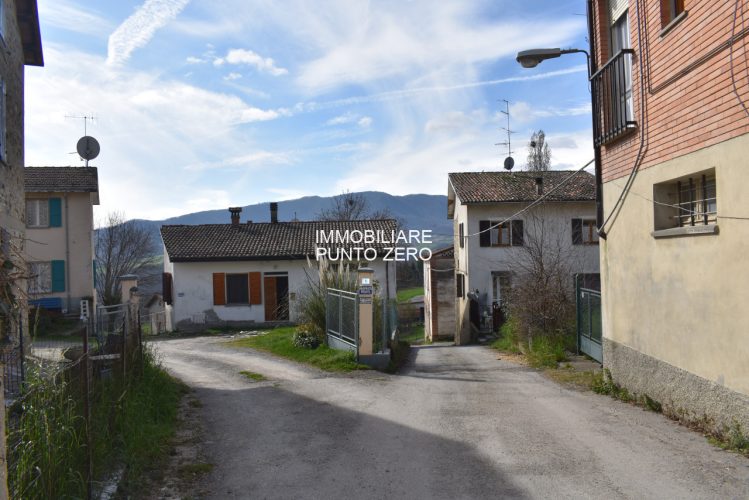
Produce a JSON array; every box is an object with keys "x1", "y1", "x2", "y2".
[
  {"x1": 76, "y1": 136, "x2": 100, "y2": 161},
  {"x1": 503, "y1": 156, "x2": 515, "y2": 170}
]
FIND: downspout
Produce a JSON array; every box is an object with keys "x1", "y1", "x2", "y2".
[
  {"x1": 384, "y1": 259, "x2": 390, "y2": 352},
  {"x1": 587, "y1": 0, "x2": 605, "y2": 238},
  {"x1": 64, "y1": 193, "x2": 71, "y2": 313}
]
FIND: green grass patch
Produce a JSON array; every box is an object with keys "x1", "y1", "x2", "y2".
[
  {"x1": 543, "y1": 367, "x2": 599, "y2": 390},
  {"x1": 239, "y1": 370, "x2": 266, "y2": 381},
  {"x1": 228, "y1": 327, "x2": 369, "y2": 372},
  {"x1": 396, "y1": 287, "x2": 424, "y2": 303},
  {"x1": 178, "y1": 462, "x2": 214, "y2": 477},
  {"x1": 400, "y1": 324, "x2": 425, "y2": 345}
]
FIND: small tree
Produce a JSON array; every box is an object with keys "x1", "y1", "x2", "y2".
[
  {"x1": 95, "y1": 212, "x2": 156, "y2": 306},
  {"x1": 317, "y1": 190, "x2": 394, "y2": 221},
  {"x1": 527, "y1": 130, "x2": 551, "y2": 171}
]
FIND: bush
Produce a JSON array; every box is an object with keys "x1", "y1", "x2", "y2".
[
  {"x1": 525, "y1": 335, "x2": 568, "y2": 368},
  {"x1": 298, "y1": 258, "x2": 358, "y2": 337},
  {"x1": 292, "y1": 328, "x2": 320, "y2": 349}
]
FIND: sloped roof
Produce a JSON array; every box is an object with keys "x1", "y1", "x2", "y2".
[
  {"x1": 161, "y1": 219, "x2": 400, "y2": 262},
  {"x1": 448, "y1": 170, "x2": 595, "y2": 204},
  {"x1": 17, "y1": 0, "x2": 43, "y2": 66},
  {"x1": 25, "y1": 167, "x2": 99, "y2": 193},
  {"x1": 431, "y1": 246, "x2": 454, "y2": 259}
]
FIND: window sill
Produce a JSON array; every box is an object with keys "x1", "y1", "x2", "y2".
[
  {"x1": 652, "y1": 224, "x2": 718, "y2": 239},
  {"x1": 660, "y1": 10, "x2": 688, "y2": 38}
]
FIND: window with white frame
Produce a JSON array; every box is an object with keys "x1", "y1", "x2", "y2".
[
  {"x1": 26, "y1": 199, "x2": 49, "y2": 228},
  {"x1": 28, "y1": 262, "x2": 51, "y2": 294},
  {"x1": 572, "y1": 219, "x2": 599, "y2": 245}
]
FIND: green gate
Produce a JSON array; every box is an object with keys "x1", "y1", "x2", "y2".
[{"x1": 576, "y1": 276, "x2": 602, "y2": 363}]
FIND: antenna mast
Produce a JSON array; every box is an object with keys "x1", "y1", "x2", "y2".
[{"x1": 495, "y1": 100, "x2": 515, "y2": 170}]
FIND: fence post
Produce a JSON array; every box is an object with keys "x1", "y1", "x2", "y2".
[
  {"x1": 356, "y1": 268, "x2": 374, "y2": 356},
  {"x1": 82, "y1": 321, "x2": 93, "y2": 500},
  {"x1": 0, "y1": 358, "x2": 8, "y2": 500}
]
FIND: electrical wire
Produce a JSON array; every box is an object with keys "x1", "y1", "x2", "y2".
[
  {"x1": 462, "y1": 160, "x2": 595, "y2": 242},
  {"x1": 730, "y1": 0, "x2": 749, "y2": 119}
]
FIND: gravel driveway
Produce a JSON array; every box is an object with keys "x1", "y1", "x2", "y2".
[{"x1": 156, "y1": 336, "x2": 749, "y2": 499}]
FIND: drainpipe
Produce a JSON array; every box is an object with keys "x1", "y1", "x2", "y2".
[
  {"x1": 587, "y1": 0, "x2": 606, "y2": 239},
  {"x1": 64, "y1": 193, "x2": 71, "y2": 312}
]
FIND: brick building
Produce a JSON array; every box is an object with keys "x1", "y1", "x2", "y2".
[{"x1": 589, "y1": 0, "x2": 749, "y2": 433}]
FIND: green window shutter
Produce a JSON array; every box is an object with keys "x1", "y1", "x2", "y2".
[
  {"x1": 49, "y1": 198, "x2": 62, "y2": 227},
  {"x1": 51, "y1": 260, "x2": 66, "y2": 292}
]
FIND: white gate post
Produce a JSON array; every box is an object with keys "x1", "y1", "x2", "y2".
[{"x1": 357, "y1": 268, "x2": 374, "y2": 355}]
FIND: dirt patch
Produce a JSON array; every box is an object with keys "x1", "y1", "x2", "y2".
[
  {"x1": 136, "y1": 390, "x2": 211, "y2": 499},
  {"x1": 493, "y1": 350, "x2": 530, "y2": 366}
]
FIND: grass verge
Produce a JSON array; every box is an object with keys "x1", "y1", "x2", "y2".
[
  {"x1": 239, "y1": 370, "x2": 266, "y2": 381},
  {"x1": 396, "y1": 287, "x2": 424, "y2": 303},
  {"x1": 228, "y1": 327, "x2": 369, "y2": 372},
  {"x1": 400, "y1": 324, "x2": 425, "y2": 345}
]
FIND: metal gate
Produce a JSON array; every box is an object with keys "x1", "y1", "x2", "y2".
[
  {"x1": 326, "y1": 288, "x2": 358, "y2": 355},
  {"x1": 576, "y1": 279, "x2": 602, "y2": 363}
]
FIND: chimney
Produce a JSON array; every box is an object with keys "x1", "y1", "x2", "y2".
[
  {"x1": 229, "y1": 207, "x2": 242, "y2": 226},
  {"x1": 535, "y1": 177, "x2": 543, "y2": 196},
  {"x1": 270, "y1": 202, "x2": 278, "y2": 223}
]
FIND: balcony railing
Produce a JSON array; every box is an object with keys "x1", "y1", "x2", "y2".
[{"x1": 592, "y1": 49, "x2": 636, "y2": 146}]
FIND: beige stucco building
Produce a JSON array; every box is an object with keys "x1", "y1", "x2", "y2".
[
  {"x1": 588, "y1": 0, "x2": 749, "y2": 434},
  {"x1": 448, "y1": 171, "x2": 600, "y2": 345},
  {"x1": 24, "y1": 167, "x2": 99, "y2": 315}
]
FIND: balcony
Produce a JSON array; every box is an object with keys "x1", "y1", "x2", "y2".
[{"x1": 592, "y1": 49, "x2": 637, "y2": 146}]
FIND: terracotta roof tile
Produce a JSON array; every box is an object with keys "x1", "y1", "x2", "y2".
[
  {"x1": 24, "y1": 167, "x2": 99, "y2": 193},
  {"x1": 448, "y1": 170, "x2": 595, "y2": 204}
]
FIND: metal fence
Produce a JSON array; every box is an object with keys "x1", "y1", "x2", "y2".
[
  {"x1": 140, "y1": 310, "x2": 168, "y2": 336},
  {"x1": 326, "y1": 288, "x2": 359, "y2": 352},
  {"x1": 576, "y1": 283, "x2": 603, "y2": 363},
  {"x1": 592, "y1": 48, "x2": 636, "y2": 146}
]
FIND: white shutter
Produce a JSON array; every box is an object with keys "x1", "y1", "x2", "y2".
[{"x1": 608, "y1": 0, "x2": 628, "y2": 25}]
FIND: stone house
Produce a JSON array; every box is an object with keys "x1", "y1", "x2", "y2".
[
  {"x1": 423, "y1": 246, "x2": 456, "y2": 343},
  {"x1": 0, "y1": 0, "x2": 42, "y2": 343},
  {"x1": 24, "y1": 167, "x2": 99, "y2": 315}
]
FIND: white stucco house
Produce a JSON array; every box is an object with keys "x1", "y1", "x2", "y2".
[
  {"x1": 448, "y1": 170, "x2": 600, "y2": 344},
  {"x1": 24, "y1": 166, "x2": 99, "y2": 314},
  {"x1": 160, "y1": 204, "x2": 397, "y2": 330}
]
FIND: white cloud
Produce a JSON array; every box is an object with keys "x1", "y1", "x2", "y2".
[
  {"x1": 509, "y1": 101, "x2": 592, "y2": 125},
  {"x1": 186, "y1": 151, "x2": 294, "y2": 171},
  {"x1": 357, "y1": 116, "x2": 372, "y2": 128},
  {"x1": 325, "y1": 112, "x2": 372, "y2": 128},
  {"x1": 265, "y1": 188, "x2": 313, "y2": 201},
  {"x1": 224, "y1": 72, "x2": 243, "y2": 81},
  {"x1": 107, "y1": 0, "x2": 190, "y2": 66},
  {"x1": 38, "y1": 1, "x2": 114, "y2": 36},
  {"x1": 186, "y1": 56, "x2": 205, "y2": 64},
  {"x1": 213, "y1": 48, "x2": 288, "y2": 76}
]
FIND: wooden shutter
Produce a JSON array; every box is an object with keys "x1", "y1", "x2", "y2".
[
  {"x1": 51, "y1": 260, "x2": 65, "y2": 292},
  {"x1": 212, "y1": 273, "x2": 226, "y2": 305},
  {"x1": 163, "y1": 272, "x2": 173, "y2": 305},
  {"x1": 249, "y1": 272, "x2": 262, "y2": 305},
  {"x1": 572, "y1": 219, "x2": 583, "y2": 245},
  {"x1": 511, "y1": 220, "x2": 524, "y2": 246},
  {"x1": 264, "y1": 276, "x2": 277, "y2": 321},
  {"x1": 459, "y1": 223, "x2": 464, "y2": 248},
  {"x1": 608, "y1": 0, "x2": 628, "y2": 25},
  {"x1": 48, "y1": 198, "x2": 62, "y2": 227},
  {"x1": 478, "y1": 221, "x2": 490, "y2": 247},
  {"x1": 456, "y1": 273, "x2": 464, "y2": 298}
]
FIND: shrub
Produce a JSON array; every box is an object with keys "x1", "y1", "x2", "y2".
[
  {"x1": 298, "y1": 258, "x2": 358, "y2": 337},
  {"x1": 292, "y1": 328, "x2": 320, "y2": 349}
]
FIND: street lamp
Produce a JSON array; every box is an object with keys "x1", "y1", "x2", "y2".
[{"x1": 515, "y1": 46, "x2": 604, "y2": 238}]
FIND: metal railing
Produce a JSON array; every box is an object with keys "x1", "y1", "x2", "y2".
[
  {"x1": 592, "y1": 49, "x2": 636, "y2": 146},
  {"x1": 326, "y1": 288, "x2": 359, "y2": 351}
]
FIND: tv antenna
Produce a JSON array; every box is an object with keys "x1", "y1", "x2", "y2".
[
  {"x1": 495, "y1": 99, "x2": 515, "y2": 170},
  {"x1": 66, "y1": 114, "x2": 100, "y2": 167}
]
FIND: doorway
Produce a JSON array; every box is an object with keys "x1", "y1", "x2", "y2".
[{"x1": 264, "y1": 274, "x2": 289, "y2": 321}]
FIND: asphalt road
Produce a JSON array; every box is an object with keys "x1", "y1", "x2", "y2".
[{"x1": 156, "y1": 336, "x2": 749, "y2": 499}]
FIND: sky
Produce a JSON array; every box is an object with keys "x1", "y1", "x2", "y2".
[{"x1": 26, "y1": 0, "x2": 595, "y2": 220}]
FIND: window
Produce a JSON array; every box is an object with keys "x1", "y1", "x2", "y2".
[
  {"x1": 610, "y1": 8, "x2": 633, "y2": 130},
  {"x1": 653, "y1": 169, "x2": 717, "y2": 233},
  {"x1": 226, "y1": 273, "x2": 249, "y2": 304},
  {"x1": 26, "y1": 199, "x2": 49, "y2": 228},
  {"x1": 660, "y1": 0, "x2": 685, "y2": 28},
  {"x1": 491, "y1": 272, "x2": 511, "y2": 306},
  {"x1": 572, "y1": 219, "x2": 599, "y2": 245},
  {"x1": 459, "y1": 223, "x2": 464, "y2": 248},
  {"x1": 479, "y1": 220, "x2": 523, "y2": 247},
  {"x1": 28, "y1": 262, "x2": 51, "y2": 294},
  {"x1": 456, "y1": 273, "x2": 465, "y2": 299}
]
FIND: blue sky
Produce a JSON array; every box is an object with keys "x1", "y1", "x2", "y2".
[{"x1": 27, "y1": 0, "x2": 594, "y2": 220}]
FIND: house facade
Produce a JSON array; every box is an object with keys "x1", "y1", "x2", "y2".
[
  {"x1": 423, "y1": 246, "x2": 456, "y2": 343},
  {"x1": 161, "y1": 205, "x2": 397, "y2": 330},
  {"x1": 448, "y1": 171, "x2": 600, "y2": 344},
  {"x1": 0, "y1": 0, "x2": 42, "y2": 342},
  {"x1": 589, "y1": 0, "x2": 749, "y2": 432},
  {"x1": 24, "y1": 167, "x2": 99, "y2": 314}
]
